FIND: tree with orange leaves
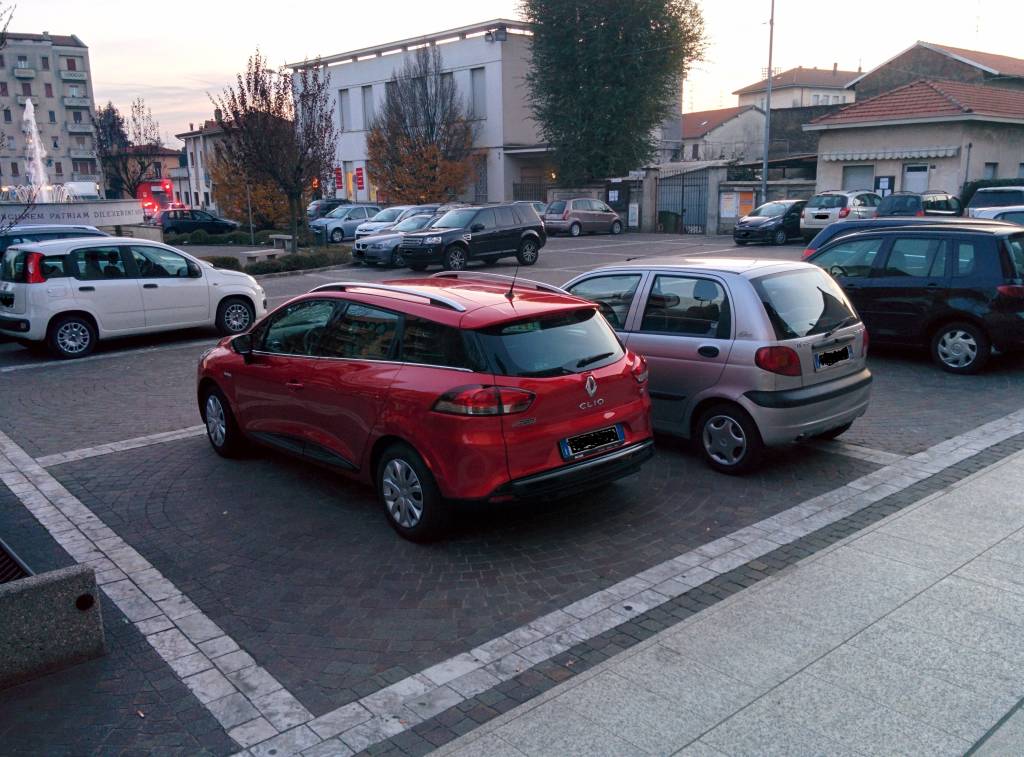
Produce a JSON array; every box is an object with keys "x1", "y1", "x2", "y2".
[
  {"x1": 209, "y1": 150, "x2": 292, "y2": 231},
  {"x1": 366, "y1": 47, "x2": 478, "y2": 204}
]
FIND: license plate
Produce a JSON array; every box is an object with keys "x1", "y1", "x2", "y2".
[
  {"x1": 560, "y1": 425, "x2": 623, "y2": 460},
  {"x1": 814, "y1": 214, "x2": 829, "y2": 220},
  {"x1": 814, "y1": 345, "x2": 851, "y2": 370}
]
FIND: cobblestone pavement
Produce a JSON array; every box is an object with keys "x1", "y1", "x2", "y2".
[{"x1": 2, "y1": 233, "x2": 1024, "y2": 755}]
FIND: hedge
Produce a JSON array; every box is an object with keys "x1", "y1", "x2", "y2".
[
  {"x1": 200, "y1": 256, "x2": 243, "y2": 271},
  {"x1": 165, "y1": 229, "x2": 274, "y2": 247},
  {"x1": 245, "y1": 247, "x2": 351, "y2": 275}
]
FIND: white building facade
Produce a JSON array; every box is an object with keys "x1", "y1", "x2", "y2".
[
  {"x1": 290, "y1": 20, "x2": 556, "y2": 205},
  {"x1": 174, "y1": 119, "x2": 224, "y2": 212}
]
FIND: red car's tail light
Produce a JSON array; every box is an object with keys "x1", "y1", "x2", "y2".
[
  {"x1": 25, "y1": 252, "x2": 46, "y2": 284},
  {"x1": 755, "y1": 346, "x2": 802, "y2": 377},
  {"x1": 915, "y1": 210, "x2": 926, "y2": 217},
  {"x1": 433, "y1": 385, "x2": 535, "y2": 416},
  {"x1": 801, "y1": 248, "x2": 815, "y2": 260},
  {"x1": 838, "y1": 207, "x2": 851, "y2": 219},
  {"x1": 997, "y1": 285, "x2": 1024, "y2": 298},
  {"x1": 632, "y1": 354, "x2": 649, "y2": 384}
]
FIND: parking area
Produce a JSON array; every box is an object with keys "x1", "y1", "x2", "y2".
[{"x1": 3, "y1": 232, "x2": 1024, "y2": 754}]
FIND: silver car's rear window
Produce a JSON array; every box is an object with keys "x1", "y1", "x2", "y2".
[
  {"x1": 751, "y1": 269, "x2": 859, "y2": 340},
  {"x1": 807, "y1": 195, "x2": 847, "y2": 209}
]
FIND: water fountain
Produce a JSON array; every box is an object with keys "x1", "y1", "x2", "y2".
[{"x1": 0, "y1": 100, "x2": 145, "y2": 228}]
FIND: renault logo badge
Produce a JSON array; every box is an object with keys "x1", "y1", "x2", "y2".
[{"x1": 585, "y1": 375, "x2": 597, "y2": 398}]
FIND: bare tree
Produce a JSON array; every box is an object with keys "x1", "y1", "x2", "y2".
[
  {"x1": 366, "y1": 47, "x2": 478, "y2": 203},
  {"x1": 212, "y1": 50, "x2": 338, "y2": 248},
  {"x1": 0, "y1": 2, "x2": 13, "y2": 50},
  {"x1": 95, "y1": 98, "x2": 163, "y2": 199}
]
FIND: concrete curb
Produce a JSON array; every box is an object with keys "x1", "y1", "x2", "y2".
[{"x1": 0, "y1": 564, "x2": 105, "y2": 690}]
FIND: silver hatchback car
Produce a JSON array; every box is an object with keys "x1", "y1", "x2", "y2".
[{"x1": 563, "y1": 258, "x2": 872, "y2": 473}]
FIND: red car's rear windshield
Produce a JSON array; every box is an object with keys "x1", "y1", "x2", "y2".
[{"x1": 475, "y1": 308, "x2": 623, "y2": 377}]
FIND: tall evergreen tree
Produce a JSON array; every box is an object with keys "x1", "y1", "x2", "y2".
[{"x1": 522, "y1": 0, "x2": 706, "y2": 184}]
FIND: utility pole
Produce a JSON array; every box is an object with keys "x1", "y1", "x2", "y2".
[{"x1": 760, "y1": 0, "x2": 775, "y2": 204}]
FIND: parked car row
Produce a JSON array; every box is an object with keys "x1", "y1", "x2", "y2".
[
  {"x1": 734, "y1": 186, "x2": 1024, "y2": 248},
  {"x1": 197, "y1": 259, "x2": 869, "y2": 539}
]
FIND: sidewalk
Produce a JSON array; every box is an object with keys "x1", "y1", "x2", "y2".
[{"x1": 438, "y1": 450, "x2": 1024, "y2": 756}]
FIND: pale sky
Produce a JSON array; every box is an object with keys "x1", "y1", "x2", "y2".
[{"x1": 19, "y1": 0, "x2": 1024, "y2": 146}]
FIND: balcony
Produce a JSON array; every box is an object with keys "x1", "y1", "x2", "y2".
[
  {"x1": 59, "y1": 70, "x2": 87, "y2": 82},
  {"x1": 13, "y1": 66, "x2": 35, "y2": 79},
  {"x1": 69, "y1": 148, "x2": 96, "y2": 159},
  {"x1": 15, "y1": 95, "x2": 39, "y2": 106},
  {"x1": 62, "y1": 96, "x2": 91, "y2": 107},
  {"x1": 66, "y1": 121, "x2": 93, "y2": 134},
  {"x1": 71, "y1": 172, "x2": 101, "y2": 182}
]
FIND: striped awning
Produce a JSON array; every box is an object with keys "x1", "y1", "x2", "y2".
[{"x1": 821, "y1": 146, "x2": 961, "y2": 161}]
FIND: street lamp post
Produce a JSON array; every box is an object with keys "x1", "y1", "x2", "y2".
[{"x1": 760, "y1": 0, "x2": 775, "y2": 204}]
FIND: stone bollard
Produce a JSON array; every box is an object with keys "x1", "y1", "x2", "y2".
[{"x1": 0, "y1": 564, "x2": 106, "y2": 689}]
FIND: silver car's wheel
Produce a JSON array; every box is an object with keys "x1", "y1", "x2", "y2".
[
  {"x1": 330, "y1": 228, "x2": 344, "y2": 243},
  {"x1": 47, "y1": 315, "x2": 97, "y2": 359},
  {"x1": 931, "y1": 322, "x2": 990, "y2": 374},
  {"x1": 56, "y1": 321, "x2": 91, "y2": 355},
  {"x1": 205, "y1": 394, "x2": 227, "y2": 448},
  {"x1": 697, "y1": 404, "x2": 763, "y2": 474},
  {"x1": 569, "y1": 222, "x2": 582, "y2": 237},
  {"x1": 610, "y1": 220, "x2": 622, "y2": 235},
  {"x1": 703, "y1": 415, "x2": 747, "y2": 466},
  {"x1": 381, "y1": 459, "x2": 424, "y2": 529}
]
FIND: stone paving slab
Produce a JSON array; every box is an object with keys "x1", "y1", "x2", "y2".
[{"x1": 437, "y1": 449, "x2": 1024, "y2": 756}]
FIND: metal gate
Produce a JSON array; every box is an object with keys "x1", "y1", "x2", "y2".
[
  {"x1": 512, "y1": 182, "x2": 550, "y2": 202},
  {"x1": 656, "y1": 169, "x2": 709, "y2": 234}
]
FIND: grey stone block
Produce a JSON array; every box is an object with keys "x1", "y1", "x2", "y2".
[
  {"x1": 702, "y1": 698, "x2": 863, "y2": 757},
  {"x1": 976, "y1": 709, "x2": 1024, "y2": 756},
  {"x1": 497, "y1": 699, "x2": 645, "y2": 756},
  {"x1": 0, "y1": 564, "x2": 105, "y2": 689}
]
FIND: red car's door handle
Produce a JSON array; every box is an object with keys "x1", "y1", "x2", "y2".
[{"x1": 285, "y1": 380, "x2": 304, "y2": 390}]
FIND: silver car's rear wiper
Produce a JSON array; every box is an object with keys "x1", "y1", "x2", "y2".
[{"x1": 824, "y1": 315, "x2": 859, "y2": 338}]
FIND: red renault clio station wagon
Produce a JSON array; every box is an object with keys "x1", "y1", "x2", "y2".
[{"x1": 197, "y1": 272, "x2": 654, "y2": 540}]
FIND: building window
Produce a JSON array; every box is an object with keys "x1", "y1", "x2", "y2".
[
  {"x1": 1018, "y1": 163, "x2": 1024, "y2": 179},
  {"x1": 75, "y1": 135, "x2": 85, "y2": 147},
  {"x1": 2, "y1": 109, "x2": 9, "y2": 123},
  {"x1": 194, "y1": 192, "x2": 199, "y2": 206},
  {"x1": 361, "y1": 85, "x2": 374, "y2": 129},
  {"x1": 48, "y1": 111, "x2": 56, "y2": 123},
  {"x1": 68, "y1": 84, "x2": 80, "y2": 97},
  {"x1": 44, "y1": 83, "x2": 53, "y2": 97},
  {"x1": 0, "y1": 55, "x2": 5, "y2": 68},
  {"x1": 20, "y1": 82, "x2": 31, "y2": 96},
  {"x1": 66, "y1": 57, "x2": 77, "y2": 71},
  {"x1": 470, "y1": 67, "x2": 486, "y2": 119},
  {"x1": 339, "y1": 88, "x2": 350, "y2": 132},
  {"x1": 41, "y1": 56, "x2": 50, "y2": 70},
  {"x1": 203, "y1": 191, "x2": 210, "y2": 206},
  {"x1": 52, "y1": 136, "x2": 59, "y2": 149},
  {"x1": 811, "y1": 94, "x2": 820, "y2": 105},
  {"x1": 0, "y1": 82, "x2": 6, "y2": 96},
  {"x1": 16, "y1": 55, "x2": 26, "y2": 68},
  {"x1": 72, "y1": 110, "x2": 82, "y2": 123},
  {"x1": 691, "y1": 143, "x2": 699, "y2": 159},
  {"x1": 832, "y1": 95, "x2": 840, "y2": 104},
  {"x1": 188, "y1": 151, "x2": 194, "y2": 166},
  {"x1": 54, "y1": 161, "x2": 63, "y2": 175},
  {"x1": 10, "y1": 162, "x2": 17, "y2": 176},
  {"x1": 983, "y1": 162, "x2": 999, "y2": 180},
  {"x1": 153, "y1": 164, "x2": 162, "y2": 178},
  {"x1": 842, "y1": 96, "x2": 848, "y2": 103}
]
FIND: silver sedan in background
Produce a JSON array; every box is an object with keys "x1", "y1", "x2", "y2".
[{"x1": 563, "y1": 258, "x2": 872, "y2": 473}]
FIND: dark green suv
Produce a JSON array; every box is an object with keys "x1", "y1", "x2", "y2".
[{"x1": 398, "y1": 204, "x2": 547, "y2": 271}]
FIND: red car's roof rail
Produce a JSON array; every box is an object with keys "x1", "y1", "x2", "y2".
[
  {"x1": 309, "y1": 282, "x2": 467, "y2": 312},
  {"x1": 430, "y1": 271, "x2": 568, "y2": 295}
]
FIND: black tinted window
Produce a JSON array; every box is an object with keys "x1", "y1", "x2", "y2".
[
  {"x1": 129, "y1": 246, "x2": 189, "y2": 278},
  {"x1": 878, "y1": 195, "x2": 921, "y2": 215},
  {"x1": 474, "y1": 209, "x2": 496, "y2": 230},
  {"x1": 753, "y1": 269, "x2": 858, "y2": 340},
  {"x1": 69, "y1": 247, "x2": 129, "y2": 280},
  {"x1": 997, "y1": 211, "x2": 1024, "y2": 225},
  {"x1": 318, "y1": 303, "x2": 399, "y2": 359},
  {"x1": 476, "y1": 309, "x2": 623, "y2": 377},
  {"x1": 400, "y1": 317, "x2": 473, "y2": 369},
  {"x1": 494, "y1": 207, "x2": 516, "y2": 227},
  {"x1": 640, "y1": 276, "x2": 730, "y2": 338},
  {"x1": 883, "y1": 238, "x2": 945, "y2": 277},
  {"x1": 568, "y1": 274, "x2": 643, "y2": 330},
  {"x1": 955, "y1": 242, "x2": 977, "y2": 277},
  {"x1": 813, "y1": 238, "x2": 883, "y2": 278},
  {"x1": 262, "y1": 300, "x2": 337, "y2": 356}
]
